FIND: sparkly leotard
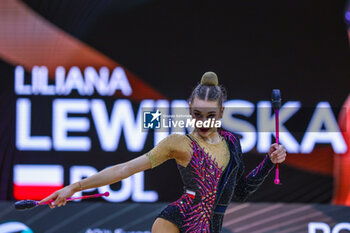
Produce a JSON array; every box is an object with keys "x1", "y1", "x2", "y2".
[{"x1": 146, "y1": 129, "x2": 274, "y2": 233}]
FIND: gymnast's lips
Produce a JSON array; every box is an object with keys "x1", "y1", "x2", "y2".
[{"x1": 199, "y1": 128, "x2": 210, "y2": 132}]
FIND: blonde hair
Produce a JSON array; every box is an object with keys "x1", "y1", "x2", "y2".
[{"x1": 188, "y1": 71, "x2": 227, "y2": 107}]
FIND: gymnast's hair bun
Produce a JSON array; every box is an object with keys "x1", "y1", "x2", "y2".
[{"x1": 201, "y1": 71, "x2": 218, "y2": 86}]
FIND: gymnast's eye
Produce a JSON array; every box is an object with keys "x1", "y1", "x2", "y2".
[
  {"x1": 207, "y1": 114, "x2": 216, "y2": 118},
  {"x1": 194, "y1": 112, "x2": 201, "y2": 118}
]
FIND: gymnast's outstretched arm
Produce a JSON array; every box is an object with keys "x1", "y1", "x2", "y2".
[
  {"x1": 39, "y1": 155, "x2": 152, "y2": 208},
  {"x1": 39, "y1": 134, "x2": 185, "y2": 208}
]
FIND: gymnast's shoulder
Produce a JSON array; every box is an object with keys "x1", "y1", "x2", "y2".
[
  {"x1": 145, "y1": 133, "x2": 191, "y2": 168},
  {"x1": 160, "y1": 133, "x2": 192, "y2": 150}
]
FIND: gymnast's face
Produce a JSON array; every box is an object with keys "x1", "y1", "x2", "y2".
[{"x1": 189, "y1": 97, "x2": 224, "y2": 138}]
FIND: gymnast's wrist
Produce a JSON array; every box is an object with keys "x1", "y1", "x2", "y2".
[
  {"x1": 71, "y1": 181, "x2": 83, "y2": 192},
  {"x1": 266, "y1": 154, "x2": 275, "y2": 166}
]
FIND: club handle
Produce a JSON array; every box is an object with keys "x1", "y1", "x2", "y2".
[
  {"x1": 274, "y1": 164, "x2": 280, "y2": 184},
  {"x1": 275, "y1": 109, "x2": 279, "y2": 144},
  {"x1": 66, "y1": 192, "x2": 110, "y2": 201},
  {"x1": 38, "y1": 192, "x2": 109, "y2": 206}
]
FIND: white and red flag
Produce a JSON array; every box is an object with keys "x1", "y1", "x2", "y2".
[{"x1": 13, "y1": 164, "x2": 64, "y2": 200}]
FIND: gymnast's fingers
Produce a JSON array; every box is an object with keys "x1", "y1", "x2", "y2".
[
  {"x1": 55, "y1": 195, "x2": 65, "y2": 207},
  {"x1": 275, "y1": 146, "x2": 287, "y2": 163},
  {"x1": 39, "y1": 192, "x2": 58, "y2": 208}
]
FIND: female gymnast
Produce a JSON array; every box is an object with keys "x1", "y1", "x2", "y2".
[{"x1": 40, "y1": 72, "x2": 287, "y2": 233}]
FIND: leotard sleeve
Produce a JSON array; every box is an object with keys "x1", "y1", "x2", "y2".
[
  {"x1": 145, "y1": 133, "x2": 188, "y2": 168},
  {"x1": 233, "y1": 141, "x2": 275, "y2": 201}
]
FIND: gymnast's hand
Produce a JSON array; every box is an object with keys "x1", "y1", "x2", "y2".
[
  {"x1": 39, "y1": 185, "x2": 76, "y2": 208},
  {"x1": 268, "y1": 143, "x2": 287, "y2": 164}
]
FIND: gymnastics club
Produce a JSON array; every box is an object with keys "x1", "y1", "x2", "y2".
[
  {"x1": 271, "y1": 89, "x2": 282, "y2": 184},
  {"x1": 14, "y1": 192, "x2": 110, "y2": 210}
]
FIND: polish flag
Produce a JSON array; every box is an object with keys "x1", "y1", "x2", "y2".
[
  {"x1": 186, "y1": 189, "x2": 196, "y2": 199},
  {"x1": 13, "y1": 165, "x2": 64, "y2": 200}
]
